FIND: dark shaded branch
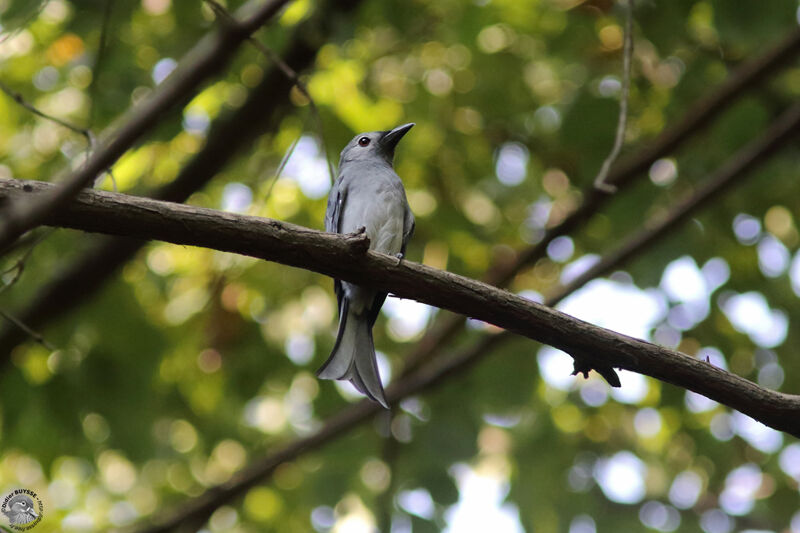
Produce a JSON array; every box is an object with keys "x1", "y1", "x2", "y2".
[
  {"x1": 0, "y1": 0, "x2": 293, "y2": 251},
  {"x1": 400, "y1": 26, "x2": 800, "y2": 375},
  {"x1": 2, "y1": 170, "x2": 800, "y2": 437},
  {"x1": 0, "y1": 0, "x2": 363, "y2": 354}
]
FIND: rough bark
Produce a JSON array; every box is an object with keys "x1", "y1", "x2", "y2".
[{"x1": 2, "y1": 178, "x2": 799, "y2": 438}]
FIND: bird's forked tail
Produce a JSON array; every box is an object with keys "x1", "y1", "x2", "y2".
[{"x1": 316, "y1": 299, "x2": 388, "y2": 408}]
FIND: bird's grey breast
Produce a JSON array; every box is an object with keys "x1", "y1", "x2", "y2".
[{"x1": 338, "y1": 162, "x2": 407, "y2": 254}]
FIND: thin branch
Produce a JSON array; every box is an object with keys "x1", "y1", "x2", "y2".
[
  {"x1": 0, "y1": 0, "x2": 295, "y2": 252},
  {"x1": 87, "y1": 0, "x2": 115, "y2": 130},
  {"x1": 593, "y1": 0, "x2": 634, "y2": 193},
  {"x1": 548, "y1": 112, "x2": 800, "y2": 307},
  {"x1": 0, "y1": 79, "x2": 92, "y2": 145},
  {"x1": 260, "y1": 131, "x2": 302, "y2": 205},
  {"x1": 0, "y1": 228, "x2": 54, "y2": 295},
  {"x1": 204, "y1": 0, "x2": 336, "y2": 184},
  {"x1": 86, "y1": 0, "x2": 118, "y2": 191},
  {"x1": 0, "y1": 226, "x2": 56, "y2": 348},
  {"x1": 0, "y1": 308, "x2": 55, "y2": 351},
  {"x1": 0, "y1": 79, "x2": 116, "y2": 190}
]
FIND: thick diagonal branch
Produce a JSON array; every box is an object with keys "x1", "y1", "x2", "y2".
[{"x1": 2, "y1": 176, "x2": 800, "y2": 439}]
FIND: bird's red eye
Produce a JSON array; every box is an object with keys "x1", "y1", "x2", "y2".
[{"x1": 358, "y1": 137, "x2": 370, "y2": 147}]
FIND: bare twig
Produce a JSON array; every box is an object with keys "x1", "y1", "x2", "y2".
[
  {"x1": 0, "y1": 309, "x2": 55, "y2": 351},
  {"x1": 87, "y1": 0, "x2": 115, "y2": 130},
  {"x1": 86, "y1": 0, "x2": 118, "y2": 191},
  {"x1": 0, "y1": 226, "x2": 56, "y2": 348},
  {"x1": 0, "y1": 79, "x2": 92, "y2": 145},
  {"x1": 204, "y1": 0, "x2": 336, "y2": 184},
  {"x1": 245, "y1": 36, "x2": 335, "y2": 183},
  {"x1": 261, "y1": 132, "x2": 302, "y2": 205},
  {"x1": 593, "y1": 0, "x2": 634, "y2": 193},
  {"x1": 0, "y1": 228, "x2": 54, "y2": 295},
  {"x1": 549, "y1": 109, "x2": 800, "y2": 305}
]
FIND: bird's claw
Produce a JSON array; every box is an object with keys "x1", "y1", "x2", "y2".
[{"x1": 394, "y1": 252, "x2": 404, "y2": 266}]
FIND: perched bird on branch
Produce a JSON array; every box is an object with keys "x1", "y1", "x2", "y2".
[{"x1": 317, "y1": 123, "x2": 416, "y2": 408}]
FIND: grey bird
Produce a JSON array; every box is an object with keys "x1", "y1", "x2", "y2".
[{"x1": 317, "y1": 123, "x2": 416, "y2": 408}]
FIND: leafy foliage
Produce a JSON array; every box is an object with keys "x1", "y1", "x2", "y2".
[{"x1": 1, "y1": 0, "x2": 799, "y2": 531}]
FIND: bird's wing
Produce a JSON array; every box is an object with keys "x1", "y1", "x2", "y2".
[
  {"x1": 326, "y1": 174, "x2": 348, "y2": 313},
  {"x1": 325, "y1": 174, "x2": 347, "y2": 234},
  {"x1": 401, "y1": 204, "x2": 415, "y2": 255}
]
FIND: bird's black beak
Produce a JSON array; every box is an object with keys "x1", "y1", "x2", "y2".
[{"x1": 380, "y1": 123, "x2": 415, "y2": 150}]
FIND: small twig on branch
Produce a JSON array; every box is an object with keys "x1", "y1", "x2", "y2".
[
  {"x1": 86, "y1": 0, "x2": 118, "y2": 191},
  {"x1": 260, "y1": 132, "x2": 302, "y2": 206},
  {"x1": 0, "y1": 309, "x2": 55, "y2": 351},
  {"x1": 0, "y1": 79, "x2": 92, "y2": 145},
  {"x1": 593, "y1": 0, "x2": 634, "y2": 193},
  {"x1": 0, "y1": 228, "x2": 54, "y2": 295},
  {"x1": 0, "y1": 227, "x2": 56, "y2": 348}
]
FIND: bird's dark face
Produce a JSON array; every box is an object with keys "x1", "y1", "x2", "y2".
[{"x1": 339, "y1": 123, "x2": 414, "y2": 166}]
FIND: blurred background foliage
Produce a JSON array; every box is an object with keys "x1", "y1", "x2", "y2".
[{"x1": 1, "y1": 0, "x2": 800, "y2": 531}]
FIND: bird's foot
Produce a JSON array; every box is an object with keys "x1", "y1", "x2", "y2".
[{"x1": 394, "y1": 252, "x2": 404, "y2": 266}]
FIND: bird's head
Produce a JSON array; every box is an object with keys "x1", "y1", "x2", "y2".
[{"x1": 339, "y1": 123, "x2": 414, "y2": 166}]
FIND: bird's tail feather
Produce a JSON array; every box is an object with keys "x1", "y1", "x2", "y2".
[{"x1": 316, "y1": 300, "x2": 388, "y2": 408}]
